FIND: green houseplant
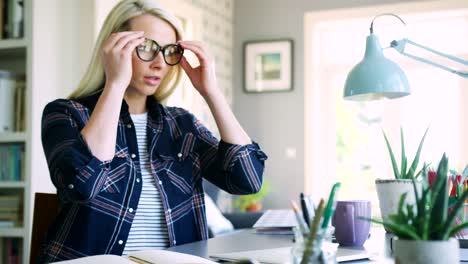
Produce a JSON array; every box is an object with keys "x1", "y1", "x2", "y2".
[
  {"x1": 376, "y1": 127, "x2": 428, "y2": 228},
  {"x1": 382, "y1": 127, "x2": 428, "y2": 180},
  {"x1": 233, "y1": 180, "x2": 271, "y2": 212},
  {"x1": 371, "y1": 153, "x2": 468, "y2": 264}
]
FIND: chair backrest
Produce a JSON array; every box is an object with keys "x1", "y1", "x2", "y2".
[{"x1": 30, "y1": 193, "x2": 59, "y2": 264}]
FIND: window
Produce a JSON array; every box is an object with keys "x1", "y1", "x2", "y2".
[{"x1": 305, "y1": 2, "x2": 468, "y2": 217}]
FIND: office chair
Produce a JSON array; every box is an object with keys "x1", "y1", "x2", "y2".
[{"x1": 29, "y1": 193, "x2": 59, "y2": 264}]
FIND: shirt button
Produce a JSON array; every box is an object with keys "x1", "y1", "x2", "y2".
[
  {"x1": 168, "y1": 208, "x2": 172, "y2": 213},
  {"x1": 129, "y1": 208, "x2": 134, "y2": 213},
  {"x1": 159, "y1": 180, "x2": 162, "y2": 185},
  {"x1": 118, "y1": 240, "x2": 123, "y2": 245},
  {"x1": 68, "y1": 184, "x2": 74, "y2": 189},
  {"x1": 177, "y1": 153, "x2": 183, "y2": 158},
  {"x1": 131, "y1": 153, "x2": 136, "y2": 159},
  {"x1": 136, "y1": 178, "x2": 140, "y2": 183},
  {"x1": 126, "y1": 124, "x2": 132, "y2": 129},
  {"x1": 173, "y1": 240, "x2": 176, "y2": 245}
]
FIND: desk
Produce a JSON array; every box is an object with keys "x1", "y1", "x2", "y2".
[{"x1": 167, "y1": 228, "x2": 394, "y2": 263}]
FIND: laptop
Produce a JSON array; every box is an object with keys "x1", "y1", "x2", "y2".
[{"x1": 210, "y1": 246, "x2": 371, "y2": 263}]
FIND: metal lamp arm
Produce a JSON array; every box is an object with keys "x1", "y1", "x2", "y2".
[{"x1": 390, "y1": 38, "x2": 468, "y2": 78}]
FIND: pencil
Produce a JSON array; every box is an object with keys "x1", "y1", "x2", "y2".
[{"x1": 291, "y1": 200, "x2": 309, "y2": 234}]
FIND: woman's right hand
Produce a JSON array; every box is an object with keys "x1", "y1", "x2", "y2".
[{"x1": 101, "y1": 31, "x2": 145, "y2": 93}]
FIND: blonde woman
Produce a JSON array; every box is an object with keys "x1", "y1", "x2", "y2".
[{"x1": 39, "y1": 0, "x2": 267, "y2": 262}]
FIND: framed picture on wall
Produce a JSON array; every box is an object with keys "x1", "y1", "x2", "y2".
[{"x1": 243, "y1": 39, "x2": 293, "y2": 93}]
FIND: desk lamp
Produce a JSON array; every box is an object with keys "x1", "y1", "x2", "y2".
[{"x1": 343, "y1": 13, "x2": 468, "y2": 101}]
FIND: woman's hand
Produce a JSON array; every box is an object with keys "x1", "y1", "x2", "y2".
[
  {"x1": 101, "y1": 31, "x2": 145, "y2": 93},
  {"x1": 178, "y1": 41, "x2": 219, "y2": 98}
]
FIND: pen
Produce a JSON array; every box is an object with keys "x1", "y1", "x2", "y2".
[
  {"x1": 321, "y1": 182, "x2": 341, "y2": 229},
  {"x1": 291, "y1": 200, "x2": 309, "y2": 234},
  {"x1": 300, "y1": 193, "x2": 311, "y2": 226},
  {"x1": 128, "y1": 256, "x2": 152, "y2": 264}
]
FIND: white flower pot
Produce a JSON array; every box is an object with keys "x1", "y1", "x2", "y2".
[
  {"x1": 375, "y1": 179, "x2": 419, "y2": 230},
  {"x1": 393, "y1": 237, "x2": 459, "y2": 264}
]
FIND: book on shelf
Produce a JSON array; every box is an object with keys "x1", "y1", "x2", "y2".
[
  {"x1": 14, "y1": 75, "x2": 25, "y2": 132},
  {"x1": 3, "y1": 0, "x2": 23, "y2": 39},
  {"x1": 0, "y1": 220, "x2": 14, "y2": 228},
  {"x1": 0, "y1": 0, "x2": 4, "y2": 39},
  {"x1": 0, "y1": 194, "x2": 21, "y2": 226},
  {"x1": 0, "y1": 70, "x2": 25, "y2": 133},
  {"x1": 1, "y1": 238, "x2": 21, "y2": 264},
  {"x1": 0, "y1": 144, "x2": 24, "y2": 181},
  {"x1": 0, "y1": 70, "x2": 17, "y2": 133}
]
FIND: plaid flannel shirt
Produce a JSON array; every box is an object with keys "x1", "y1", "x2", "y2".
[{"x1": 38, "y1": 91, "x2": 267, "y2": 263}]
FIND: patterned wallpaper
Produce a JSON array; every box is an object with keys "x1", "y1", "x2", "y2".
[
  {"x1": 171, "y1": 0, "x2": 234, "y2": 135},
  {"x1": 178, "y1": 0, "x2": 235, "y2": 212}
]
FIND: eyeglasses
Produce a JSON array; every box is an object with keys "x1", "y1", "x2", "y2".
[{"x1": 136, "y1": 38, "x2": 184, "y2": 65}]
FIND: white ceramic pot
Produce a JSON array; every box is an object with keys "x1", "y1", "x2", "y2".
[
  {"x1": 393, "y1": 237, "x2": 459, "y2": 264},
  {"x1": 375, "y1": 179, "x2": 419, "y2": 228}
]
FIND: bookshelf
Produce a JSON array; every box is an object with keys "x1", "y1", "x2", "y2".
[{"x1": 0, "y1": 0, "x2": 30, "y2": 263}]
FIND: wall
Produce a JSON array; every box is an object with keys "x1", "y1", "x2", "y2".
[
  {"x1": 31, "y1": 0, "x2": 96, "y2": 198},
  {"x1": 233, "y1": 0, "x2": 429, "y2": 209},
  {"x1": 30, "y1": 0, "x2": 234, "y2": 198}
]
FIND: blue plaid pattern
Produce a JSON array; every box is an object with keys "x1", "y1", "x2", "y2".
[{"x1": 38, "y1": 91, "x2": 267, "y2": 263}]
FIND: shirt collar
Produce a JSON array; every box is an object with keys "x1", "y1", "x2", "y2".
[{"x1": 76, "y1": 89, "x2": 167, "y2": 118}]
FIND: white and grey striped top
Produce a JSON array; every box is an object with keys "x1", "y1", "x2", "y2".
[{"x1": 122, "y1": 112, "x2": 169, "y2": 255}]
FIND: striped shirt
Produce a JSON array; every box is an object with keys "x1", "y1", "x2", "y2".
[
  {"x1": 122, "y1": 112, "x2": 169, "y2": 254},
  {"x1": 39, "y1": 91, "x2": 267, "y2": 263}
]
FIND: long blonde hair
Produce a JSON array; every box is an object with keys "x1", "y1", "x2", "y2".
[{"x1": 68, "y1": 0, "x2": 184, "y2": 101}]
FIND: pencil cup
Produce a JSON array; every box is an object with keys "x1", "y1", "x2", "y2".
[{"x1": 291, "y1": 226, "x2": 338, "y2": 264}]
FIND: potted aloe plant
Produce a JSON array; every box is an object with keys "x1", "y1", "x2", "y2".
[
  {"x1": 376, "y1": 127, "x2": 428, "y2": 228},
  {"x1": 371, "y1": 154, "x2": 468, "y2": 264}
]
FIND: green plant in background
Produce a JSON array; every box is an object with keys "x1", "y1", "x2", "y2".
[
  {"x1": 382, "y1": 127, "x2": 429, "y2": 179},
  {"x1": 233, "y1": 180, "x2": 271, "y2": 212},
  {"x1": 369, "y1": 154, "x2": 468, "y2": 240}
]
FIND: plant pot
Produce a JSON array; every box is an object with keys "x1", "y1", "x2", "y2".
[
  {"x1": 375, "y1": 179, "x2": 420, "y2": 232},
  {"x1": 393, "y1": 237, "x2": 459, "y2": 264},
  {"x1": 246, "y1": 203, "x2": 262, "y2": 212}
]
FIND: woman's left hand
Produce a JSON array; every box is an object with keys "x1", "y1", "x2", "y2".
[{"x1": 178, "y1": 41, "x2": 219, "y2": 98}]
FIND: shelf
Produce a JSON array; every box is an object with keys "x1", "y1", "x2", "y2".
[
  {"x1": 0, "y1": 39, "x2": 26, "y2": 59},
  {"x1": 0, "y1": 182, "x2": 25, "y2": 188},
  {"x1": 0, "y1": 228, "x2": 25, "y2": 237},
  {"x1": 0, "y1": 39, "x2": 26, "y2": 50},
  {"x1": 0, "y1": 132, "x2": 27, "y2": 143}
]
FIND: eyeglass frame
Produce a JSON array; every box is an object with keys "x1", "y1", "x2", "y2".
[{"x1": 135, "y1": 38, "x2": 184, "y2": 66}]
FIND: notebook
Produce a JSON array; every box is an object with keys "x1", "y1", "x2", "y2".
[
  {"x1": 53, "y1": 249, "x2": 217, "y2": 264},
  {"x1": 210, "y1": 246, "x2": 370, "y2": 263},
  {"x1": 253, "y1": 209, "x2": 296, "y2": 235}
]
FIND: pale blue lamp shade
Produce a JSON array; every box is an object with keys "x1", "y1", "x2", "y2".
[{"x1": 344, "y1": 34, "x2": 410, "y2": 100}]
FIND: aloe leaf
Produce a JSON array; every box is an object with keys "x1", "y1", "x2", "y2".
[
  {"x1": 448, "y1": 222, "x2": 468, "y2": 238},
  {"x1": 407, "y1": 127, "x2": 429, "y2": 179},
  {"x1": 406, "y1": 204, "x2": 415, "y2": 221},
  {"x1": 401, "y1": 128, "x2": 407, "y2": 178},
  {"x1": 431, "y1": 154, "x2": 449, "y2": 236},
  {"x1": 382, "y1": 128, "x2": 401, "y2": 179},
  {"x1": 412, "y1": 178, "x2": 420, "y2": 212},
  {"x1": 398, "y1": 192, "x2": 408, "y2": 216},
  {"x1": 420, "y1": 188, "x2": 431, "y2": 239},
  {"x1": 462, "y1": 164, "x2": 468, "y2": 182},
  {"x1": 442, "y1": 188, "x2": 468, "y2": 239},
  {"x1": 368, "y1": 218, "x2": 421, "y2": 240}
]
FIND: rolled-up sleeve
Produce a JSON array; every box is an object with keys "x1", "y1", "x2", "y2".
[
  {"x1": 41, "y1": 100, "x2": 111, "y2": 202},
  {"x1": 193, "y1": 117, "x2": 268, "y2": 195}
]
